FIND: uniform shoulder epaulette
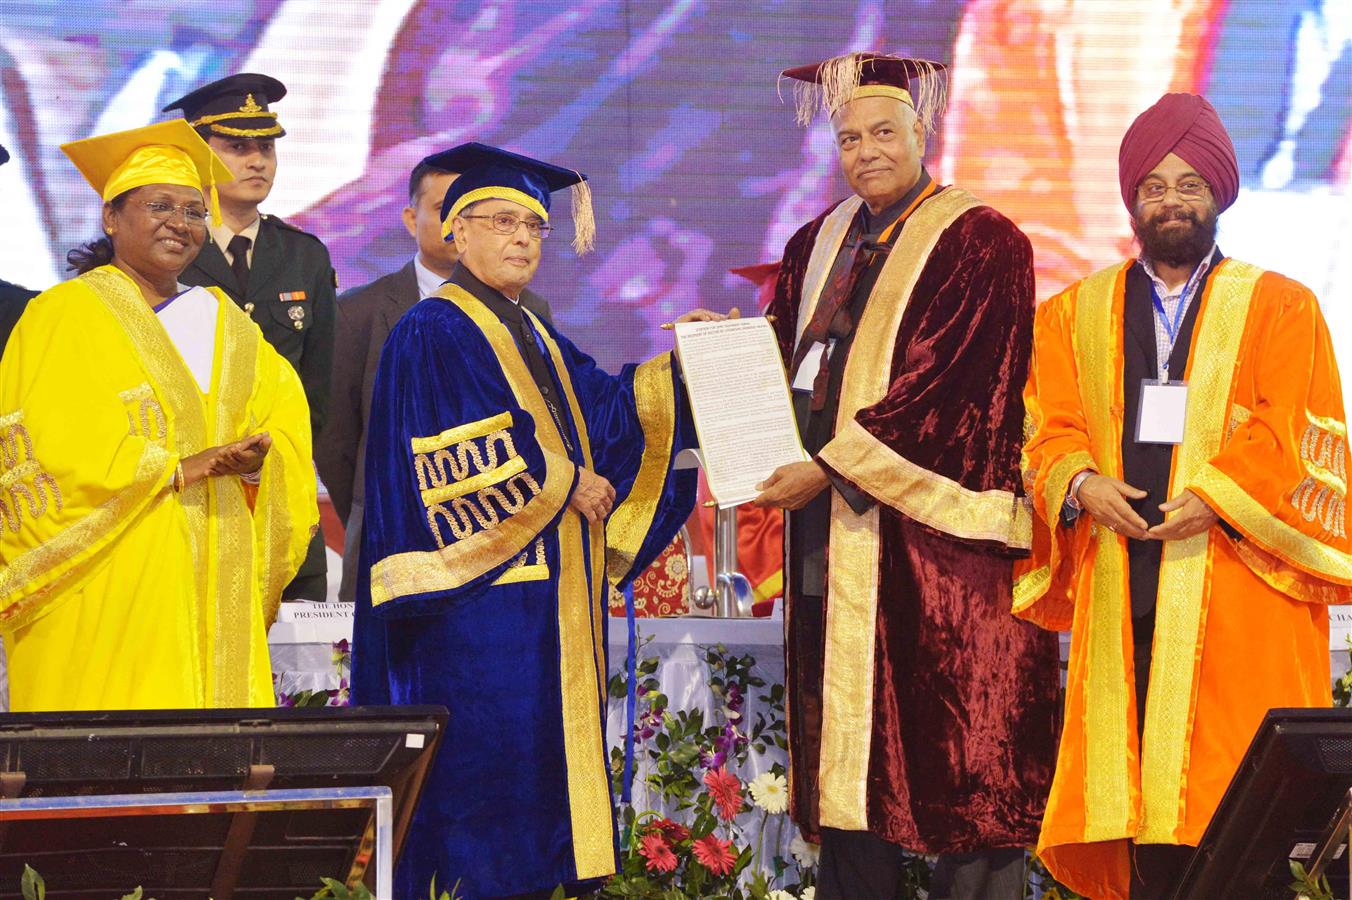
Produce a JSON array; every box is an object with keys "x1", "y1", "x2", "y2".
[
  {"x1": 263, "y1": 213, "x2": 326, "y2": 245},
  {"x1": 263, "y1": 214, "x2": 338, "y2": 287}
]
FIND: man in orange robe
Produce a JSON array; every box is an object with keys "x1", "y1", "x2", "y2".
[{"x1": 1017, "y1": 92, "x2": 1352, "y2": 898}]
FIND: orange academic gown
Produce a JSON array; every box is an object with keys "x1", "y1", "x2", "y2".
[{"x1": 1015, "y1": 257, "x2": 1352, "y2": 898}]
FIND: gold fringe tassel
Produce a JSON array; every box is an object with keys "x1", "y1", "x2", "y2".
[
  {"x1": 210, "y1": 176, "x2": 221, "y2": 227},
  {"x1": 571, "y1": 176, "x2": 595, "y2": 255},
  {"x1": 781, "y1": 52, "x2": 948, "y2": 135}
]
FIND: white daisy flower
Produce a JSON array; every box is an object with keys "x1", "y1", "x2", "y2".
[
  {"x1": 748, "y1": 771, "x2": 790, "y2": 814},
  {"x1": 789, "y1": 832, "x2": 821, "y2": 867}
]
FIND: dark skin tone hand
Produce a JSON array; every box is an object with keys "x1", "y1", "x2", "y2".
[{"x1": 180, "y1": 432, "x2": 271, "y2": 488}]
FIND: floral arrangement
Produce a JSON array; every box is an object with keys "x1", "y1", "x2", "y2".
[
  {"x1": 602, "y1": 641, "x2": 816, "y2": 899},
  {"x1": 600, "y1": 639, "x2": 1097, "y2": 900}
]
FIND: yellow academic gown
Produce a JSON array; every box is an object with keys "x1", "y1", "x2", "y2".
[{"x1": 0, "y1": 265, "x2": 316, "y2": 711}]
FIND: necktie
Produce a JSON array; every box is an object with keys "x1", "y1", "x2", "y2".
[
  {"x1": 227, "y1": 235, "x2": 252, "y2": 300},
  {"x1": 788, "y1": 181, "x2": 937, "y2": 411},
  {"x1": 789, "y1": 238, "x2": 880, "y2": 411},
  {"x1": 512, "y1": 310, "x2": 574, "y2": 453}
]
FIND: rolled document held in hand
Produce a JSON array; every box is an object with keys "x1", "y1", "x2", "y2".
[{"x1": 674, "y1": 317, "x2": 809, "y2": 507}]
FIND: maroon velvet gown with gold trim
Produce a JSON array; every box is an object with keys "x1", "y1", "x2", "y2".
[{"x1": 768, "y1": 187, "x2": 1059, "y2": 854}]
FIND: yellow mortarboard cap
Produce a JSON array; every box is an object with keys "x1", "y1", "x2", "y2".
[{"x1": 60, "y1": 119, "x2": 234, "y2": 226}]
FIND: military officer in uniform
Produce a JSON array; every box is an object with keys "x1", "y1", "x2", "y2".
[
  {"x1": 1, "y1": 143, "x2": 40, "y2": 355},
  {"x1": 165, "y1": 73, "x2": 335, "y2": 601}
]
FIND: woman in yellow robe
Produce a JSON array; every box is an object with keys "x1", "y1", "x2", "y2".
[{"x1": 0, "y1": 119, "x2": 316, "y2": 711}]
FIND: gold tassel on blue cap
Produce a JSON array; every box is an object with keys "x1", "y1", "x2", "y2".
[{"x1": 571, "y1": 176, "x2": 595, "y2": 255}]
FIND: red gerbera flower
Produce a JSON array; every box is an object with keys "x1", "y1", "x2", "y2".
[
  {"x1": 703, "y1": 767, "x2": 743, "y2": 821},
  {"x1": 692, "y1": 834, "x2": 738, "y2": 875},
  {"x1": 652, "y1": 817, "x2": 689, "y2": 842},
  {"x1": 639, "y1": 832, "x2": 678, "y2": 873}
]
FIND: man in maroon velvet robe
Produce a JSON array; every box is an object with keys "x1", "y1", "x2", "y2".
[{"x1": 753, "y1": 52, "x2": 1059, "y2": 899}]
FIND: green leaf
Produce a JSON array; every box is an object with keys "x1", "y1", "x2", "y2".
[
  {"x1": 20, "y1": 865, "x2": 44, "y2": 900},
  {"x1": 118, "y1": 889, "x2": 144, "y2": 900},
  {"x1": 549, "y1": 886, "x2": 567, "y2": 900},
  {"x1": 732, "y1": 843, "x2": 755, "y2": 876},
  {"x1": 317, "y1": 877, "x2": 353, "y2": 900}
]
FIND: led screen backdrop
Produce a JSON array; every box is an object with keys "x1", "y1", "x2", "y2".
[{"x1": 0, "y1": 0, "x2": 1348, "y2": 371}]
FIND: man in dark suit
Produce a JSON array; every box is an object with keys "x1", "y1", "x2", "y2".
[
  {"x1": 0, "y1": 279, "x2": 37, "y2": 354},
  {"x1": 316, "y1": 157, "x2": 551, "y2": 601},
  {"x1": 164, "y1": 73, "x2": 336, "y2": 601},
  {"x1": 0, "y1": 145, "x2": 39, "y2": 355}
]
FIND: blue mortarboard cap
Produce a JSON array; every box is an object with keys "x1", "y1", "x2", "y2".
[{"x1": 422, "y1": 142, "x2": 594, "y2": 253}]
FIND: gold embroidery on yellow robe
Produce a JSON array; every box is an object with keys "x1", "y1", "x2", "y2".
[{"x1": 0, "y1": 266, "x2": 315, "y2": 711}]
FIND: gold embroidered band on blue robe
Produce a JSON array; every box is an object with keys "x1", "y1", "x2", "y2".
[{"x1": 352, "y1": 276, "x2": 696, "y2": 899}]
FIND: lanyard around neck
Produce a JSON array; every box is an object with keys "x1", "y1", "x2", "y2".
[{"x1": 1148, "y1": 256, "x2": 1208, "y2": 376}]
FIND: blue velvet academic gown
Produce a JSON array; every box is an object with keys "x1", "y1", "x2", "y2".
[{"x1": 352, "y1": 268, "x2": 695, "y2": 899}]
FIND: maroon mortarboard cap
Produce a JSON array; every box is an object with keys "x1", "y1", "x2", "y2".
[
  {"x1": 779, "y1": 52, "x2": 946, "y2": 129},
  {"x1": 1118, "y1": 92, "x2": 1239, "y2": 212}
]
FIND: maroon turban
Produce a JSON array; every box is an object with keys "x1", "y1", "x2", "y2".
[{"x1": 1118, "y1": 92, "x2": 1239, "y2": 212}]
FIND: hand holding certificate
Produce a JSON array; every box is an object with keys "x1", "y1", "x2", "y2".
[{"x1": 674, "y1": 317, "x2": 808, "y2": 507}]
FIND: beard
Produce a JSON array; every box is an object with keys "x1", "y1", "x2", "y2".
[{"x1": 1132, "y1": 203, "x2": 1218, "y2": 267}]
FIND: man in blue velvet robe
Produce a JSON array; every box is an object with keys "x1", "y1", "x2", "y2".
[{"x1": 351, "y1": 143, "x2": 716, "y2": 899}]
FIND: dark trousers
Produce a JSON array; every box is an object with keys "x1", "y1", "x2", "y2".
[
  {"x1": 1130, "y1": 842, "x2": 1195, "y2": 899},
  {"x1": 1130, "y1": 631, "x2": 1197, "y2": 899},
  {"x1": 817, "y1": 827, "x2": 1025, "y2": 899},
  {"x1": 284, "y1": 527, "x2": 329, "y2": 601}
]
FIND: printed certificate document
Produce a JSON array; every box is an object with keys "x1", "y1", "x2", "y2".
[{"x1": 674, "y1": 317, "x2": 808, "y2": 507}]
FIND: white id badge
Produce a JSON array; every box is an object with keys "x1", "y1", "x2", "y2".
[
  {"x1": 791, "y1": 341, "x2": 829, "y2": 392},
  {"x1": 1136, "y1": 379, "x2": 1188, "y2": 445}
]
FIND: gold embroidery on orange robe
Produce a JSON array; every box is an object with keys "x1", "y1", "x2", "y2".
[{"x1": 1293, "y1": 411, "x2": 1348, "y2": 538}]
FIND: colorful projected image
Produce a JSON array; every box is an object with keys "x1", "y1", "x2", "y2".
[{"x1": 0, "y1": 0, "x2": 1348, "y2": 369}]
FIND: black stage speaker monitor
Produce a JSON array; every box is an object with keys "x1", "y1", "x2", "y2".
[
  {"x1": 0, "y1": 705, "x2": 446, "y2": 899},
  {"x1": 1175, "y1": 708, "x2": 1352, "y2": 899}
]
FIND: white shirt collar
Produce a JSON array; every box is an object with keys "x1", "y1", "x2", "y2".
[
  {"x1": 208, "y1": 215, "x2": 261, "y2": 251},
  {"x1": 208, "y1": 215, "x2": 262, "y2": 268},
  {"x1": 413, "y1": 254, "x2": 448, "y2": 300}
]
